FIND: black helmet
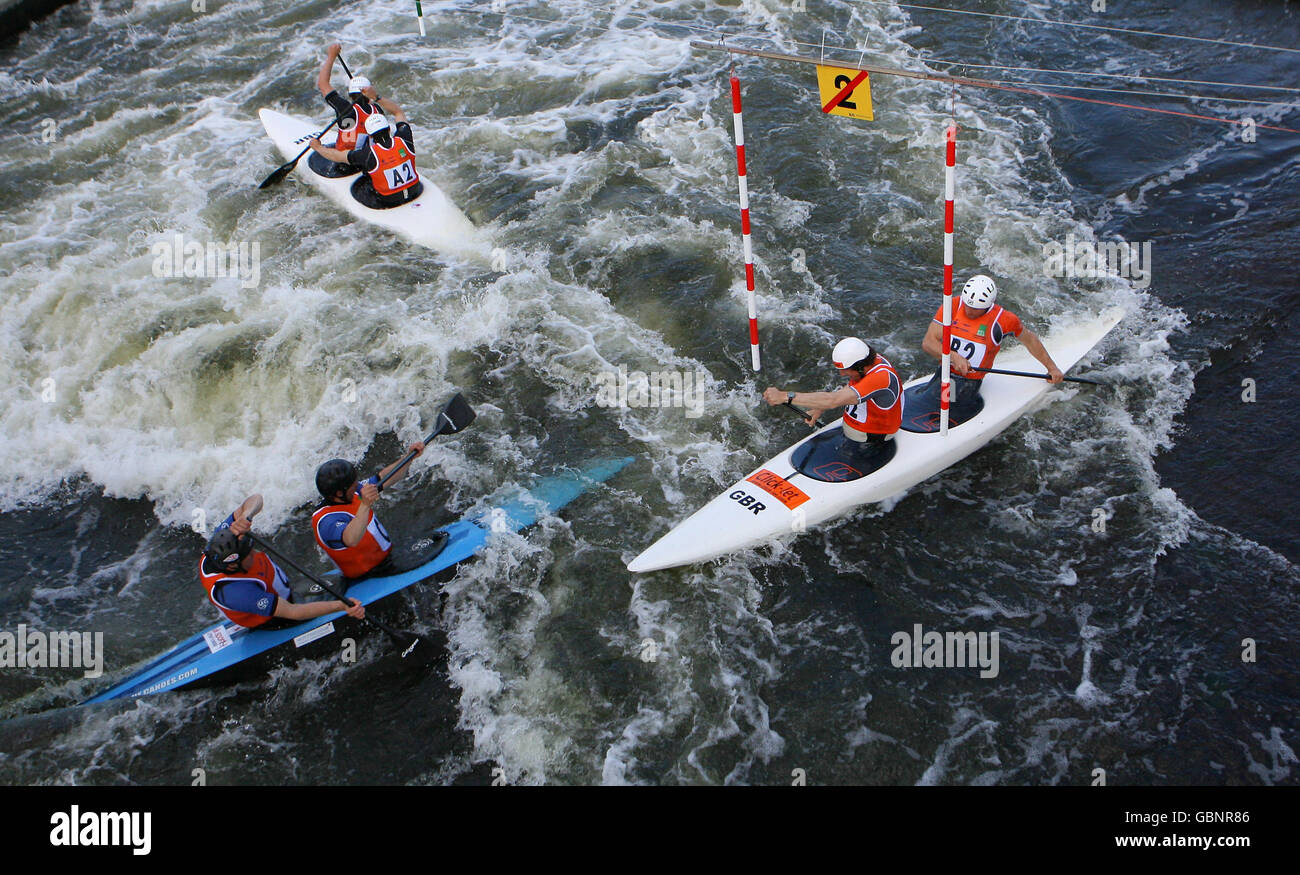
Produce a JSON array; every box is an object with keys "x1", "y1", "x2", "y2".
[
  {"x1": 316, "y1": 458, "x2": 358, "y2": 500},
  {"x1": 205, "y1": 527, "x2": 251, "y2": 569}
]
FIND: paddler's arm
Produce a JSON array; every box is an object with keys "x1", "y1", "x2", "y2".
[
  {"x1": 1017, "y1": 330, "x2": 1065, "y2": 384},
  {"x1": 376, "y1": 97, "x2": 407, "y2": 123},
  {"x1": 317, "y1": 43, "x2": 342, "y2": 96},
  {"x1": 274, "y1": 596, "x2": 365, "y2": 621},
  {"x1": 762, "y1": 386, "x2": 857, "y2": 427},
  {"x1": 340, "y1": 482, "x2": 381, "y2": 548},
  {"x1": 922, "y1": 321, "x2": 971, "y2": 376},
  {"x1": 307, "y1": 138, "x2": 350, "y2": 164},
  {"x1": 227, "y1": 494, "x2": 263, "y2": 536},
  {"x1": 376, "y1": 442, "x2": 426, "y2": 486}
]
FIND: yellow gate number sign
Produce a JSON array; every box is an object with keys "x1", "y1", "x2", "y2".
[{"x1": 816, "y1": 65, "x2": 874, "y2": 121}]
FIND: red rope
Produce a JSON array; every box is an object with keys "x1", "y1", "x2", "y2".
[{"x1": 980, "y1": 80, "x2": 1300, "y2": 135}]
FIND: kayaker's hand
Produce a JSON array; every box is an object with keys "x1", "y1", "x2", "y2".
[
  {"x1": 762, "y1": 387, "x2": 787, "y2": 406},
  {"x1": 951, "y1": 355, "x2": 971, "y2": 376},
  {"x1": 342, "y1": 598, "x2": 365, "y2": 620},
  {"x1": 358, "y1": 482, "x2": 380, "y2": 506},
  {"x1": 307, "y1": 137, "x2": 321, "y2": 151},
  {"x1": 804, "y1": 408, "x2": 827, "y2": 428},
  {"x1": 1046, "y1": 366, "x2": 1064, "y2": 384},
  {"x1": 408, "y1": 441, "x2": 425, "y2": 456},
  {"x1": 228, "y1": 517, "x2": 252, "y2": 537},
  {"x1": 327, "y1": 42, "x2": 341, "y2": 57}
]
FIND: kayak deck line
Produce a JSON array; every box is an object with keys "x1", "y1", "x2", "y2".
[
  {"x1": 84, "y1": 458, "x2": 632, "y2": 704},
  {"x1": 627, "y1": 312, "x2": 1123, "y2": 573}
]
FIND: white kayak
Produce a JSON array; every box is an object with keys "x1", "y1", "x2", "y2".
[
  {"x1": 258, "y1": 108, "x2": 484, "y2": 258},
  {"x1": 628, "y1": 309, "x2": 1124, "y2": 573}
]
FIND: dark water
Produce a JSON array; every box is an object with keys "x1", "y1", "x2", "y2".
[{"x1": 0, "y1": 0, "x2": 1296, "y2": 785}]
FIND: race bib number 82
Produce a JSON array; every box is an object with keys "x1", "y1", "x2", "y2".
[{"x1": 950, "y1": 336, "x2": 986, "y2": 365}]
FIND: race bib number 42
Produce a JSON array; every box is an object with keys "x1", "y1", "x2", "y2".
[{"x1": 386, "y1": 161, "x2": 416, "y2": 188}]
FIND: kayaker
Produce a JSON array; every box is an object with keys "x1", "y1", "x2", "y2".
[
  {"x1": 313, "y1": 42, "x2": 380, "y2": 177},
  {"x1": 306, "y1": 105, "x2": 423, "y2": 209},
  {"x1": 762, "y1": 337, "x2": 902, "y2": 443},
  {"x1": 921, "y1": 274, "x2": 1064, "y2": 418},
  {"x1": 311, "y1": 443, "x2": 436, "y2": 579},
  {"x1": 200, "y1": 494, "x2": 365, "y2": 629}
]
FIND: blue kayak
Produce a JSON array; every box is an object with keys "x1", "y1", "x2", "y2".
[{"x1": 83, "y1": 457, "x2": 631, "y2": 704}]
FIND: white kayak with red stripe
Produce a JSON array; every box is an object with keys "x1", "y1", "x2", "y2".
[
  {"x1": 258, "y1": 108, "x2": 483, "y2": 257},
  {"x1": 627, "y1": 310, "x2": 1123, "y2": 573}
]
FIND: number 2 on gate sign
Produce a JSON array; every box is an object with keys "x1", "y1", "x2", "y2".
[{"x1": 833, "y1": 75, "x2": 859, "y2": 110}]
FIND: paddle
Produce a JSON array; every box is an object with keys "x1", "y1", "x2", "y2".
[
  {"x1": 783, "y1": 399, "x2": 822, "y2": 428},
  {"x1": 248, "y1": 535, "x2": 423, "y2": 658},
  {"x1": 378, "y1": 393, "x2": 477, "y2": 490},
  {"x1": 258, "y1": 116, "x2": 340, "y2": 189},
  {"x1": 969, "y1": 366, "x2": 1102, "y2": 386}
]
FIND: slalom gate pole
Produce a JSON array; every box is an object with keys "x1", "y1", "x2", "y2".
[
  {"x1": 940, "y1": 124, "x2": 956, "y2": 436},
  {"x1": 730, "y1": 72, "x2": 761, "y2": 372}
]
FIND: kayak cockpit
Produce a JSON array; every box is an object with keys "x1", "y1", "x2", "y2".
[
  {"x1": 308, "y1": 150, "x2": 360, "y2": 178},
  {"x1": 790, "y1": 430, "x2": 897, "y2": 482},
  {"x1": 899, "y1": 374, "x2": 985, "y2": 433}
]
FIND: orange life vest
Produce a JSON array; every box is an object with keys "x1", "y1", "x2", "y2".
[
  {"x1": 335, "y1": 100, "x2": 375, "y2": 152},
  {"x1": 934, "y1": 302, "x2": 1023, "y2": 380},
  {"x1": 311, "y1": 493, "x2": 392, "y2": 578},
  {"x1": 365, "y1": 134, "x2": 418, "y2": 196},
  {"x1": 198, "y1": 552, "x2": 291, "y2": 628},
  {"x1": 842, "y1": 354, "x2": 902, "y2": 439}
]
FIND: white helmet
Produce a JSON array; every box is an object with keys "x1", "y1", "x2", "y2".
[
  {"x1": 364, "y1": 113, "x2": 392, "y2": 136},
  {"x1": 961, "y1": 275, "x2": 998, "y2": 310},
  {"x1": 348, "y1": 76, "x2": 372, "y2": 94},
  {"x1": 832, "y1": 337, "x2": 872, "y2": 370}
]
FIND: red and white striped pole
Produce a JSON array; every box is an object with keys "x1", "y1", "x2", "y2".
[
  {"x1": 939, "y1": 124, "x2": 956, "y2": 435},
  {"x1": 730, "y1": 72, "x2": 761, "y2": 372}
]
